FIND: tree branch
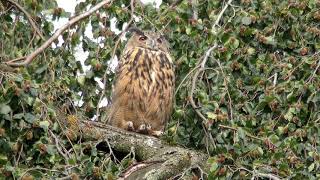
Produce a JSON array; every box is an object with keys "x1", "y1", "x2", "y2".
[
  {"x1": 5, "y1": 0, "x2": 113, "y2": 67},
  {"x1": 189, "y1": 44, "x2": 218, "y2": 150},
  {"x1": 80, "y1": 121, "x2": 209, "y2": 179},
  {"x1": 212, "y1": 0, "x2": 233, "y2": 29}
]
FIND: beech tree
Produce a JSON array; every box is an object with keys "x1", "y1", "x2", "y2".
[{"x1": 0, "y1": 0, "x2": 319, "y2": 179}]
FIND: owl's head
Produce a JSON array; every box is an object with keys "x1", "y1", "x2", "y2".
[{"x1": 125, "y1": 28, "x2": 169, "y2": 52}]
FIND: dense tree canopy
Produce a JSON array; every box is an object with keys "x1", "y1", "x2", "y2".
[{"x1": 0, "y1": 0, "x2": 319, "y2": 179}]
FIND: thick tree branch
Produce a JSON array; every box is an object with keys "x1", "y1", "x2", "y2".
[
  {"x1": 79, "y1": 121, "x2": 209, "y2": 179},
  {"x1": 5, "y1": 0, "x2": 112, "y2": 67},
  {"x1": 6, "y1": 0, "x2": 44, "y2": 40}
]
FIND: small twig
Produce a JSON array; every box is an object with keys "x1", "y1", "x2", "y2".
[
  {"x1": 188, "y1": 0, "x2": 234, "y2": 131},
  {"x1": 54, "y1": 115, "x2": 78, "y2": 161},
  {"x1": 175, "y1": 164, "x2": 208, "y2": 180},
  {"x1": 236, "y1": 167, "x2": 281, "y2": 180},
  {"x1": 218, "y1": 124, "x2": 264, "y2": 141},
  {"x1": 49, "y1": 130, "x2": 70, "y2": 160},
  {"x1": 15, "y1": 143, "x2": 23, "y2": 167},
  {"x1": 307, "y1": 56, "x2": 320, "y2": 83},
  {"x1": 200, "y1": 45, "x2": 217, "y2": 68},
  {"x1": 212, "y1": 0, "x2": 234, "y2": 29},
  {"x1": 273, "y1": 72, "x2": 277, "y2": 86},
  {"x1": 7, "y1": 0, "x2": 44, "y2": 40},
  {"x1": 55, "y1": 175, "x2": 73, "y2": 180},
  {"x1": 175, "y1": 64, "x2": 199, "y2": 95},
  {"x1": 5, "y1": 0, "x2": 113, "y2": 67},
  {"x1": 19, "y1": 167, "x2": 66, "y2": 180},
  {"x1": 189, "y1": 44, "x2": 218, "y2": 149},
  {"x1": 94, "y1": 139, "x2": 124, "y2": 167},
  {"x1": 284, "y1": 52, "x2": 320, "y2": 81},
  {"x1": 4, "y1": 56, "x2": 27, "y2": 63}
]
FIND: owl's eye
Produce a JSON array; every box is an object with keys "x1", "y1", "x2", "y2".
[
  {"x1": 157, "y1": 38, "x2": 162, "y2": 43},
  {"x1": 139, "y1": 36, "x2": 147, "y2": 41}
]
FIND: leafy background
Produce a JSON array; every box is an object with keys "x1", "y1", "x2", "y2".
[{"x1": 0, "y1": 0, "x2": 319, "y2": 179}]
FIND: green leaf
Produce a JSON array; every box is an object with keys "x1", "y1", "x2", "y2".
[
  {"x1": 210, "y1": 161, "x2": 219, "y2": 172},
  {"x1": 24, "y1": 113, "x2": 36, "y2": 123},
  {"x1": 13, "y1": 113, "x2": 24, "y2": 119},
  {"x1": 35, "y1": 64, "x2": 48, "y2": 74},
  {"x1": 0, "y1": 104, "x2": 11, "y2": 114},
  {"x1": 242, "y1": 16, "x2": 252, "y2": 25},
  {"x1": 77, "y1": 75, "x2": 86, "y2": 86},
  {"x1": 308, "y1": 163, "x2": 315, "y2": 172},
  {"x1": 206, "y1": 112, "x2": 217, "y2": 120},
  {"x1": 264, "y1": 36, "x2": 276, "y2": 45},
  {"x1": 232, "y1": 38, "x2": 239, "y2": 49},
  {"x1": 186, "y1": 27, "x2": 191, "y2": 35},
  {"x1": 284, "y1": 107, "x2": 296, "y2": 121},
  {"x1": 247, "y1": 47, "x2": 255, "y2": 55},
  {"x1": 39, "y1": 121, "x2": 50, "y2": 130}
]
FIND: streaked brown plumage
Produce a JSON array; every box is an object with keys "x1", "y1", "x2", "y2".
[{"x1": 107, "y1": 29, "x2": 175, "y2": 136}]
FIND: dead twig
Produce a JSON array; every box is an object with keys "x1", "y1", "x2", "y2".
[
  {"x1": 212, "y1": 0, "x2": 234, "y2": 29},
  {"x1": 188, "y1": 0, "x2": 234, "y2": 150},
  {"x1": 5, "y1": 0, "x2": 113, "y2": 67},
  {"x1": 189, "y1": 44, "x2": 217, "y2": 150},
  {"x1": 49, "y1": 130, "x2": 71, "y2": 161}
]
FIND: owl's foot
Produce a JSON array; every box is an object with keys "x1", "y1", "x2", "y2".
[
  {"x1": 137, "y1": 123, "x2": 151, "y2": 134},
  {"x1": 137, "y1": 124, "x2": 163, "y2": 137},
  {"x1": 126, "y1": 121, "x2": 135, "y2": 131}
]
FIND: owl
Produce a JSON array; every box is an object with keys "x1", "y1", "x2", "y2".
[{"x1": 107, "y1": 28, "x2": 175, "y2": 137}]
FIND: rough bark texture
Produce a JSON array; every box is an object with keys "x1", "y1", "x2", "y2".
[{"x1": 79, "y1": 121, "x2": 209, "y2": 179}]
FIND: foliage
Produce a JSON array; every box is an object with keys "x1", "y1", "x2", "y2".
[{"x1": 0, "y1": 0, "x2": 320, "y2": 179}]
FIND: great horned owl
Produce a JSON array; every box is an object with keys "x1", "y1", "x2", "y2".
[{"x1": 107, "y1": 28, "x2": 175, "y2": 137}]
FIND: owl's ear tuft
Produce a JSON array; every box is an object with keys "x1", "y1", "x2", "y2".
[{"x1": 128, "y1": 27, "x2": 144, "y2": 36}]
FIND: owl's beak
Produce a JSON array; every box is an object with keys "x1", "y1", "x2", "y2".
[{"x1": 149, "y1": 40, "x2": 156, "y2": 49}]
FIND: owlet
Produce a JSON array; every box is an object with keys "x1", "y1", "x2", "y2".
[{"x1": 107, "y1": 28, "x2": 175, "y2": 137}]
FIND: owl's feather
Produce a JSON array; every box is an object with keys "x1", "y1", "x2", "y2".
[{"x1": 107, "y1": 31, "x2": 175, "y2": 136}]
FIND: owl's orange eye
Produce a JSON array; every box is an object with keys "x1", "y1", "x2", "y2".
[
  {"x1": 139, "y1": 36, "x2": 147, "y2": 41},
  {"x1": 157, "y1": 38, "x2": 162, "y2": 43}
]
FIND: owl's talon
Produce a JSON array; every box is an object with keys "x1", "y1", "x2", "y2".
[
  {"x1": 127, "y1": 121, "x2": 135, "y2": 131},
  {"x1": 137, "y1": 124, "x2": 149, "y2": 134},
  {"x1": 138, "y1": 124, "x2": 145, "y2": 130}
]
